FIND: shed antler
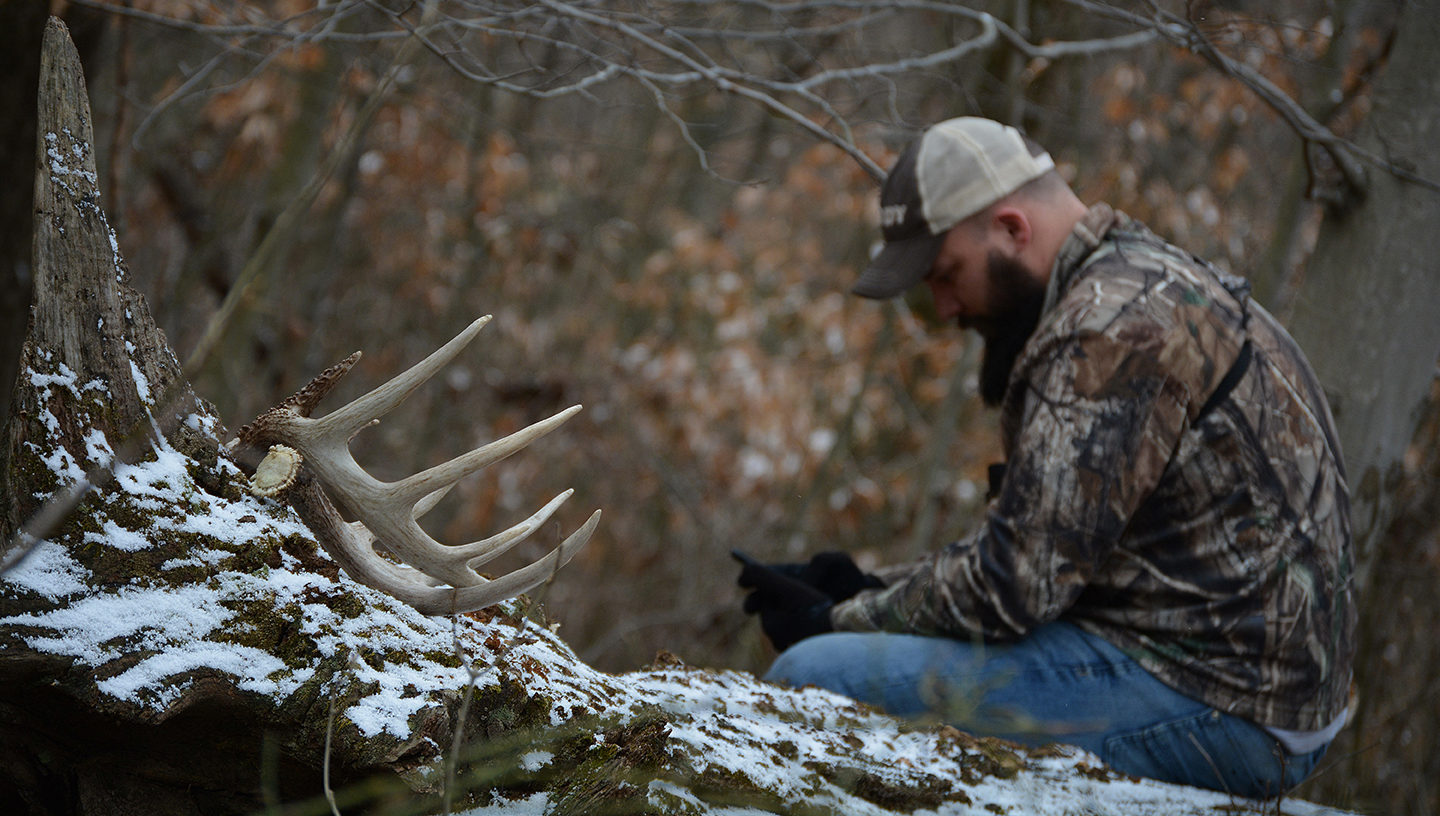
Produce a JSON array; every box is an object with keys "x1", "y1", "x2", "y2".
[{"x1": 236, "y1": 315, "x2": 600, "y2": 615}]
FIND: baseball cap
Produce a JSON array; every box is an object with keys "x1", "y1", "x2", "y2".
[{"x1": 852, "y1": 117, "x2": 1056, "y2": 299}]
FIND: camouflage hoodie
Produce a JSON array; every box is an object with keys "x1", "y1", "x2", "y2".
[{"x1": 831, "y1": 204, "x2": 1355, "y2": 732}]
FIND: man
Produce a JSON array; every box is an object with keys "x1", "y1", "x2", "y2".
[{"x1": 737, "y1": 117, "x2": 1355, "y2": 798}]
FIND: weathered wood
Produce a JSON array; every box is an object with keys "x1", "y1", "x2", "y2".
[
  {"x1": 29, "y1": 16, "x2": 194, "y2": 441},
  {"x1": 1, "y1": 18, "x2": 203, "y2": 542}
]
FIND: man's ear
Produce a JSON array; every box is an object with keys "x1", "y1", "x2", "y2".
[{"x1": 991, "y1": 206, "x2": 1031, "y2": 253}]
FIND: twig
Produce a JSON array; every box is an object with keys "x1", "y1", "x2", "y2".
[
  {"x1": 1186, "y1": 729, "x2": 1241, "y2": 812},
  {"x1": 76, "y1": 0, "x2": 1165, "y2": 185},
  {"x1": 445, "y1": 599, "x2": 483, "y2": 816},
  {"x1": 323, "y1": 692, "x2": 342, "y2": 816}
]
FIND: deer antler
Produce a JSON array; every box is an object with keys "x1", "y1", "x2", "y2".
[{"x1": 235, "y1": 315, "x2": 600, "y2": 615}]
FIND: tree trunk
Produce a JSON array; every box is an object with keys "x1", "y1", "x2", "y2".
[
  {"x1": 0, "y1": 0, "x2": 114, "y2": 425},
  {"x1": 0, "y1": 20, "x2": 412, "y2": 815},
  {"x1": 1286, "y1": 0, "x2": 1440, "y2": 592},
  {"x1": 1283, "y1": 2, "x2": 1440, "y2": 813}
]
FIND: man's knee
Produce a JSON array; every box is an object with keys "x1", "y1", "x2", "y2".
[{"x1": 763, "y1": 632, "x2": 854, "y2": 688}]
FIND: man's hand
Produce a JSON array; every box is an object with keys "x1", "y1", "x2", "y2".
[
  {"x1": 794, "y1": 551, "x2": 885, "y2": 602},
  {"x1": 735, "y1": 556, "x2": 834, "y2": 652},
  {"x1": 745, "y1": 550, "x2": 884, "y2": 602}
]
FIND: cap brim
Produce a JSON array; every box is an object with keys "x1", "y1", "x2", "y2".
[{"x1": 851, "y1": 232, "x2": 945, "y2": 299}]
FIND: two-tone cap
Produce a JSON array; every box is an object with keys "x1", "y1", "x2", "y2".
[{"x1": 852, "y1": 117, "x2": 1056, "y2": 299}]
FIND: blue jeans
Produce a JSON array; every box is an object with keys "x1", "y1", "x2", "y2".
[{"x1": 764, "y1": 621, "x2": 1326, "y2": 799}]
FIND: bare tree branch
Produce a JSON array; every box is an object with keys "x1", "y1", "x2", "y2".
[
  {"x1": 1061, "y1": 0, "x2": 1440, "y2": 198},
  {"x1": 75, "y1": 0, "x2": 1162, "y2": 184}
]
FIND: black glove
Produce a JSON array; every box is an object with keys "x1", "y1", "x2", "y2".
[
  {"x1": 749, "y1": 550, "x2": 884, "y2": 604},
  {"x1": 794, "y1": 551, "x2": 885, "y2": 602},
  {"x1": 735, "y1": 557, "x2": 834, "y2": 652}
]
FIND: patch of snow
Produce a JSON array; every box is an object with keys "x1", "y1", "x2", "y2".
[
  {"x1": 457, "y1": 792, "x2": 550, "y2": 815},
  {"x1": 29, "y1": 359, "x2": 79, "y2": 394},
  {"x1": 84, "y1": 517, "x2": 152, "y2": 552},
  {"x1": 129, "y1": 359, "x2": 151, "y2": 403},
  {"x1": 98, "y1": 639, "x2": 301, "y2": 708},
  {"x1": 27, "y1": 435, "x2": 86, "y2": 485},
  {"x1": 1, "y1": 581, "x2": 231, "y2": 665},
  {"x1": 1, "y1": 539, "x2": 92, "y2": 601},
  {"x1": 83, "y1": 428, "x2": 114, "y2": 469}
]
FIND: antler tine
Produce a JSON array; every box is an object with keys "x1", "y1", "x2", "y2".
[
  {"x1": 446, "y1": 489, "x2": 572, "y2": 567},
  {"x1": 429, "y1": 509, "x2": 601, "y2": 616},
  {"x1": 390, "y1": 405, "x2": 581, "y2": 509},
  {"x1": 413, "y1": 485, "x2": 454, "y2": 520},
  {"x1": 296, "y1": 477, "x2": 600, "y2": 615},
  {"x1": 315, "y1": 315, "x2": 492, "y2": 440},
  {"x1": 282, "y1": 352, "x2": 362, "y2": 418}
]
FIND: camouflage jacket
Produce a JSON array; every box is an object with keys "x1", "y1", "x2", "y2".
[{"x1": 832, "y1": 204, "x2": 1356, "y2": 732}]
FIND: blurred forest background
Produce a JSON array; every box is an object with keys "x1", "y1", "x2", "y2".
[{"x1": 2, "y1": 0, "x2": 1438, "y2": 813}]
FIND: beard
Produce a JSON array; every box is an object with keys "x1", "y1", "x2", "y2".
[{"x1": 960, "y1": 252, "x2": 1048, "y2": 407}]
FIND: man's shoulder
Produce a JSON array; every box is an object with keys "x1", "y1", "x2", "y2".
[
  {"x1": 1085, "y1": 217, "x2": 1231, "y2": 298},
  {"x1": 1026, "y1": 220, "x2": 1249, "y2": 408},
  {"x1": 1049, "y1": 221, "x2": 1245, "y2": 341}
]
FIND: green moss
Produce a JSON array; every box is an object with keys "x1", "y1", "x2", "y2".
[
  {"x1": 278, "y1": 654, "x2": 345, "y2": 724},
  {"x1": 952, "y1": 736, "x2": 1026, "y2": 785},
  {"x1": 805, "y1": 761, "x2": 960, "y2": 813},
  {"x1": 13, "y1": 443, "x2": 65, "y2": 509},
  {"x1": 689, "y1": 764, "x2": 788, "y2": 813},
  {"x1": 281, "y1": 534, "x2": 341, "y2": 581},
  {"x1": 420, "y1": 649, "x2": 465, "y2": 670},
  {"x1": 852, "y1": 772, "x2": 951, "y2": 812},
  {"x1": 446, "y1": 702, "x2": 673, "y2": 812},
  {"x1": 328, "y1": 590, "x2": 367, "y2": 620},
  {"x1": 213, "y1": 600, "x2": 321, "y2": 670},
  {"x1": 602, "y1": 710, "x2": 671, "y2": 769},
  {"x1": 223, "y1": 535, "x2": 283, "y2": 575},
  {"x1": 465, "y1": 673, "x2": 553, "y2": 741},
  {"x1": 547, "y1": 759, "x2": 653, "y2": 816}
]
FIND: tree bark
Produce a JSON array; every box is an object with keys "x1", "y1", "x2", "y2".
[
  {"x1": 1283, "y1": 3, "x2": 1440, "y2": 812},
  {"x1": 0, "y1": 0, "x2": 114, "y2": 425},
  {"x1": 1285, "y1": 0, "x2": 1440, "y2": 591}
]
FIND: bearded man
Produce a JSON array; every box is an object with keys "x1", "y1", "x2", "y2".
[{"x1": 737, "y1": 117, "x2": 1355, "y2": 798}]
